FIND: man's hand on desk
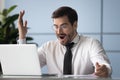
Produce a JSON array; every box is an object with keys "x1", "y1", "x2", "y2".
[{"x1": 94, "y1": 62, "x2": 109, "y2": 77}]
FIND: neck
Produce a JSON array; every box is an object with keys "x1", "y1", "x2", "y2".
[{"x1": 70, "y1": 32, "x2": 77, "y2": 42}]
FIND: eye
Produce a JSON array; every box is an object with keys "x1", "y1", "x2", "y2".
[
  {"x1": 61, "y1": 25, "x2": 67, "y2": 29},
  {"x1": 53, "y1": 25, "x2": 58, "y2": 30}
]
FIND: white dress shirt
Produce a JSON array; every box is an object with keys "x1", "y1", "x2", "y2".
[{"x1": 18, "y1": 34, "x2": 112, "y2": 76}]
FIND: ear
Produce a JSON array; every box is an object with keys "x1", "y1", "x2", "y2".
[{"x1": 73, "y1": 21, "x2": 77, "y2": 30}]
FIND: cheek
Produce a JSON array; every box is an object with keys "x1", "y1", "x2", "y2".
[
  {"x1": 68, "y1": 29, "x2": 76, "y2": 37},
  {"x1": 64, "y1": 28, "x2": 73, "y2": 34},
  {"x1": 67, "y1": 28, "x2": 74, "y2": 35},
  {"x1": 65, "y1": 31, "x2": 73, "y2": 39}
]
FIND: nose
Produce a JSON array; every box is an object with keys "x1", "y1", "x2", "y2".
[{"x1": 57, "y1": 27, "x2": 63, "y2": 34}]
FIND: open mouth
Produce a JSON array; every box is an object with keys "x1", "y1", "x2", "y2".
[{"x1": 59, "y1": 34, "x2": 66, "y2": 40}]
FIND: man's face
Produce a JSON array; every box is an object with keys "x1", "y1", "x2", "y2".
[{"x1": 53, "y1": 16, "x2": 77, "y2": 45}]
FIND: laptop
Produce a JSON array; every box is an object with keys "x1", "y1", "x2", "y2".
[{"x1": 0, "y1": 44, "x2": 41, "y2": 76}]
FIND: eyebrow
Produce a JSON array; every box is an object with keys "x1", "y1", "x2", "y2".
[{"x1": 54, "y1": 23, "x2": 68, "y2": 27}]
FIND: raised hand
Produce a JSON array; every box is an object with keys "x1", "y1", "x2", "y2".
[{"x1": 18, "y1": 10, "x2": 27, "y2": 39}]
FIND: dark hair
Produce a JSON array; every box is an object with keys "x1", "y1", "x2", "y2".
[{"x1": 51, "y1": 6, "x2": 78, "y2": 25}]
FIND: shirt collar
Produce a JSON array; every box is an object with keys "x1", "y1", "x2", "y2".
[{"x1": 71, "y1": 33, "x2": 80, "y2": 44}]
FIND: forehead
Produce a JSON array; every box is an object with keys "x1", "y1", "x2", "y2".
[{"x1": 53, "y1": 16, "x2": 70, "y2": 25}]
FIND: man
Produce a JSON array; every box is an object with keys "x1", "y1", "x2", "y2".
[{"x1": 17, "y1": 6, "x2": 112, "y2": 77}]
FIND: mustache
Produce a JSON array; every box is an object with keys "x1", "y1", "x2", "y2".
[
  {"x1": 58, "y1": 34, "x2": 66, "y2": 36},
  {"x1": 57, "y1": 33, "x2": 66, "y2": 36}
]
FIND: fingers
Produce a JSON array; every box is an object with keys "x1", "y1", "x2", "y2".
[
  {"x1": 18, "y1": 11, "x2": 24, "y2": 23},
  {"x1": 94, "y1": 62, "x2": 109, "y2": 77},
  {"x1": 18, "y1": 10, "x2": 25, "y2": 20},
  {"x1": 96, "y1": 62, "x2": 100, "y2": 68},
  {"x1": 95, "y1": 70, "x2": 108, "y2": 77},
  {"x1": 18, "y1": 10, "x2": 27, "y2": 39},
  {"x1": 18, "y1": 10, "x2": 28, "y2": 28},
  {"x1": 18, "y1": 10, "x2": 25, "y2": 27},
  {"x1": 24, "y1": 20, "x2": 27, "y2": 28},
  {"x1": 96, "y1": 63, "x2": 107, "y2": 72}
]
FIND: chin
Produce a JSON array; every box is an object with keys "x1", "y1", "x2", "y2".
[
  {"x1": 59, "y1": 41, "x2": 66, "y2": 46},
  {"x1": 60, "y1": 42, "x2": 65, "y2": 45},
  {"x1": 58, "y1": 38, "x2": 68, "y2": 45}
]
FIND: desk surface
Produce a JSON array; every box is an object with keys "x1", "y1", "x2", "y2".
[{"x1": 0, "y1": 75, "x2": 116, "y2": 80}]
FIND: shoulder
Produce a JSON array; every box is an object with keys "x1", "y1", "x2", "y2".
[
  {"x1": 78, "y1": 35, "x2": 103, "y2": 50},
  {"x1": 79, "y1": 35, "x2": 100, "y2": 44}
]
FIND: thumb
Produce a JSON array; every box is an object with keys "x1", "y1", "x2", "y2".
[
  {"x1": 95, "y1": 62, "x2": 101, "y2": 72},
  {"x1": 96, "y1": 62, "x2": 100, "y2": 68}
]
